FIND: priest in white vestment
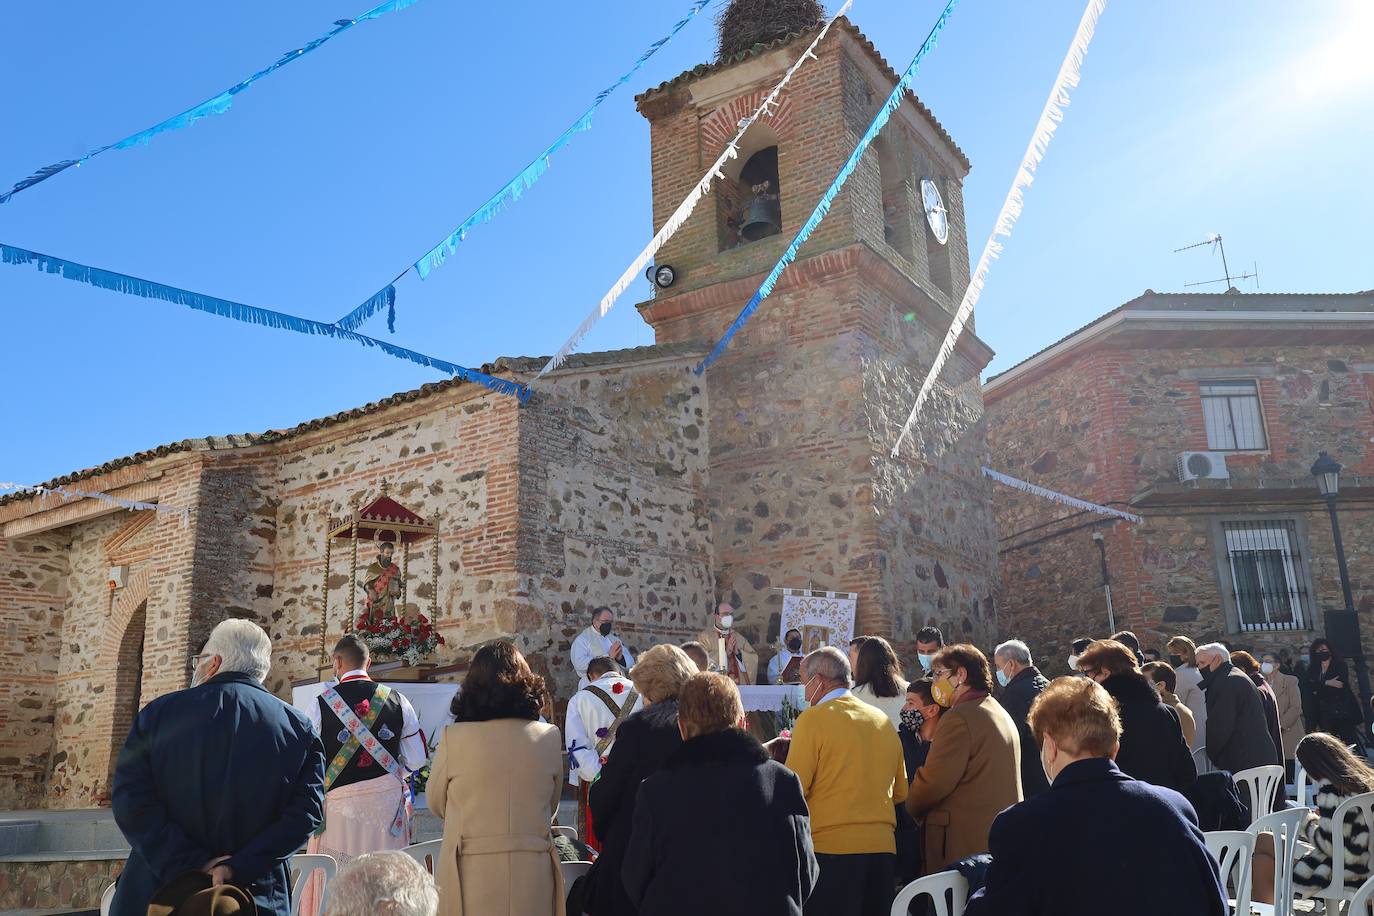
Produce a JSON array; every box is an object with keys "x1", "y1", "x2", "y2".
[{"x1": 570, "y1": 606, "x2": 635, "y2": 688}]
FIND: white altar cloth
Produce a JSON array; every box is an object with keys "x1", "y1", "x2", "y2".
[{"x1": 738, "y1": 684, "x2": 805, "y2": 713}]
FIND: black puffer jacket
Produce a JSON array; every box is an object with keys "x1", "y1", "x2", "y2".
[{"x1": 1102, "y1": 673, "x2": 1197, "y2": 792}]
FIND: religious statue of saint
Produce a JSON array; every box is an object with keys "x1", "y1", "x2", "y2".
[{"x1": 360, "y1": 540, "x2": 402, "y2": 622}]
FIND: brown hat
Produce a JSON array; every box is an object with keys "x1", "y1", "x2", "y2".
[{"x1": 148, "y1": 871, "x2": 258, "y2": 916}]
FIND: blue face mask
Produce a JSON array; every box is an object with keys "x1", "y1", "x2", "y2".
[
  {"x1": 996, "y1": 669, "x2": 1011, "y2": 688},
  {"x1": 918, "y1": 653, "x2": 935, "y2": 671}
]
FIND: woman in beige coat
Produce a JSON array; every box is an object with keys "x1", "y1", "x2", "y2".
[
  {"x1": 1263, "y1": 651, "x2": 1305, "y2": 780},
  {"x1": 427, "y1": 642, "x2": 566, "y2": 916}
]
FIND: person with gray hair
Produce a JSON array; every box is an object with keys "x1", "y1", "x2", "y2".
[
  {"x1": 1195, "y1": 640, "x2": 1281, "y2": 776},
  {"x1": 323, "y1": 851, "x2": 438, "y2": 916},
  {"x1": 994, "y1": 639, "x2": 1051, "y2": 798},
  {"x1": 786, "y1": 645, "x2": 906, "y2": 915},
  {"x1": 109, "y1": 618, "x2": 324, "y2": 916}
]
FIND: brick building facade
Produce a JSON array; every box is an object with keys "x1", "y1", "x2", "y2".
[
  {"x1": 986, "y1": 290, "x2": 1374, "y2": 674},
  {"x1": 0, "y1": 17, "x2": 999, "y2": 809}
]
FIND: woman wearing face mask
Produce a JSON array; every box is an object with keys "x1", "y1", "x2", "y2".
[
  {"x1": 905, "y1": 644, "x2": 1022, "y2": 874},
  {"x1": 1304, "y1": 638, "x2": 1366, "y2": 751},
  {"x1": 1166, "y1": 635, "x2": 1209, "y2": 753},
  {"x1": 895, "y1": 680, "x2": 941, "y2": 883},
  {"x1": 1262, "y1": 651, "x2": 1304, "y2": 783},
  {"x1": 1231, "y1": 651, "x2": 1283, "y2": 768},
  {"x1": 852, "y1": 636, "x2": 908, "y2": 729}
]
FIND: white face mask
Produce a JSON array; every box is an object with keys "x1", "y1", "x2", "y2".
[
  {"x1": 1261, "y1": 662, "x2": 1275, "y2": 675},
  {"x1": 718, "y1": 614, "x2": 734, "y2": 629},
  {"x1": 1067, "y1": 654, "x2": 1080, "y2": 671}
]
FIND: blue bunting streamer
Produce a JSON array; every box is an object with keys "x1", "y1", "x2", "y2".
[
  {"x1": 412, "y1": 0, "x2": 710, "y2": 280},
  {"x1": 695, "y1": 0, "x2": 961, "y2": 375},
  {"x1": 333, "y1": 285, "x2": 397, "y2": 332},
  {"x1": 0, "y1": 243, "x2": 529, "y2": 403},
  {"x1": 0, "y1": 0, "x2": 424, "y2": 205}
]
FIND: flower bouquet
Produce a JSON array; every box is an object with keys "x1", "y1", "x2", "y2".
[{"x1": 354, "y1": 613, "x2": 445, "y2": 667}]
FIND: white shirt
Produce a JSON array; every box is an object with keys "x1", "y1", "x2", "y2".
[
  {"x1": 305, "y1": 670, "x2": 427, "y2": 773},
  {"x1": 768, "y1": 649, "x2": 801, "y2": 684},
  {"x1": 853, "y1": 680, "x2": 908, "y2": 729},
  {"x1": 570, "y1": 625, "x2": 636, "y2": 689},
  {"x1": 564, "y1": 672, "x2": 638, "y2": 786}
]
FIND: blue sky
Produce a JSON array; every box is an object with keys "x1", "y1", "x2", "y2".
[{"x1": 3, "y1": 0, "x2": 1371, "y2": 485}]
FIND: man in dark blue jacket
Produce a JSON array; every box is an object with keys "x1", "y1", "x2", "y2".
[
  {"x1": 965, "y1": 676, "x2": 1225, "y2": 916},
  {"x1": 110, "y1": 619, "x2": 325, "y2": 916}
]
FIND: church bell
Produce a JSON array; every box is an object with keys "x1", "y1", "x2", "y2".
[{"x1": 739, "y1": 194, "x2": 782, "y2": 242}]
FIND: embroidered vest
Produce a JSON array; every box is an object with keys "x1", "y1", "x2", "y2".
[{"x1": 319, "y1": 680, "x2": 404, "y2": 791}]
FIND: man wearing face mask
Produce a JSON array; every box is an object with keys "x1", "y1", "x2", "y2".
[
  {"x1": 695, "y1": 602, "x2": 758, "y2": 686},
  {"x1": 994, "y1": 639, "x2": 1051, "y2": 798},
  {"x1": 571, "y1": 605, "x2": 634, "y2": 690},
  {"x1": 1066, "y1": 637, "x2": 1093, "y2": 675},
  {"x1": 786, "y1": 647, "x2": 907, "y2": 915},
  {"x1": 768, "y1": 628, "x2": 805, "y2": 684},
  {"x1": 1195, "y1": 642, "x2": 1281, "y2": 778},
  {"x1": 895, "y1": 679, "x2": 942, "y2": 882},
  {"x1": 915, "y1": 626, "x2": 944, "y2": 677},
  {"x1": 963, "y1": 677, "x2": 1226, "y2": 916}
]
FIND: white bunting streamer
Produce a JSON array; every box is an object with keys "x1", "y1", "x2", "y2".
[
  {"x1": 982, "y1": 466, "x2": 1141, "y2": 524},
  {"x1": 1, "y1": 482, "x2": 191, "y2": 527},
  {"x1": 891, "y1": 0, "x2": 1107, "y2": 456},
  {"x1": 536, "y1": 0, "x2": 853, "y2": 379}
]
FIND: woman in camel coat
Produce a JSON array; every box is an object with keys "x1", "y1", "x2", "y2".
[{"x1": 427, "y1": 642, "x2": 566, "y2": 916}]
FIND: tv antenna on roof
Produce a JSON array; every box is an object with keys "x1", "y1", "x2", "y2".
[{"x1": 1173, "y1": 233, "x2": 1259, "y2": 290}]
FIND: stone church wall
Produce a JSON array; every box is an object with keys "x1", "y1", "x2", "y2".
[{"x1": 515, "y1": 353, "x2": 715, "y2": 699}]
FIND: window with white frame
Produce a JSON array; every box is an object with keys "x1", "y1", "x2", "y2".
[
  {"x1": 1222, "y1": 521, "x2": 1308, "y2": 631},
  {"x1": 1200, "y1": 380, "x2": 1267, "y2": 450}
]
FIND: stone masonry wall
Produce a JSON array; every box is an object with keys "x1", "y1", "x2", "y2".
[
  {"x1": 989, "y1": 339, "x2": 1374, "y2": 673},
  {"x1": 517, "y1": 354, "x2": 715, "y2": 699},
  {"x1": 0, "y1": 532, "x2": 67, "y2": 808}
]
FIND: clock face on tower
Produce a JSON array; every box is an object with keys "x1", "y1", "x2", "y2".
[{"x1": 921, "y1": 178, "x2": 949, "y2": 246}]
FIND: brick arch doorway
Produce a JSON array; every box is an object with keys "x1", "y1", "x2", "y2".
[{"x1": 105, "y1": 599, "x2": 147, "y2": 792}]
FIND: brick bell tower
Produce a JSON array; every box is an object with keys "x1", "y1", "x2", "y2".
[{"x1": 634, "y1": 3, "x2": 1000, "y2": 659}]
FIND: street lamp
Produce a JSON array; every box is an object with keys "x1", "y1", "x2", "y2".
[{"x1": 1312, "y1": 451, "x2": 1370, "y2": 731}]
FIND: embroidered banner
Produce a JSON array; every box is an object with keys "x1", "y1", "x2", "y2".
[
  {"x1": 891, "y1": 0, "x2": 1108, "y2": 455},
  {"x1": 0, "y1": 0, "x2": 426, "y2": 205},
  {"x1": 0, "y1": 243, "x2": 529, "y2": 402},
  {"x1": 694, "y1": 0, "x2": 962, "y2": 374},
  {"x1": 780, "y1": 589, "x2": 858, "y2": 654}
]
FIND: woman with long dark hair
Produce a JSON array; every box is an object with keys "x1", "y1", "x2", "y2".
[
  {"x1": 1294, "y1": 733, "x2": 1374, "y2": 897},
  {"x1": 1304, "y1": 638, "x2": 1365, "y2": 749},
  {"x1": 852, "y1": 636, "x2": 908, "y2": 728},
  {"x1": 427, "y1": 641, "x2": 565, "y2": 916}
]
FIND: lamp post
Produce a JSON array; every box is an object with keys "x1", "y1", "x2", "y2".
[{"x1": 1312, "y1": 451, "x2": 1371, "y2": 730}]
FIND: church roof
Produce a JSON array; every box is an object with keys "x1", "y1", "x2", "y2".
[
  {"x1": 984, "y1": 289, "x2": 1374, "y2": 392},
  {"x1": 4, "y1": 342, "x2": 706, "y2": 503},
  {"x1": 636, "y1": 16, "x2": 970, "y2": 171}
]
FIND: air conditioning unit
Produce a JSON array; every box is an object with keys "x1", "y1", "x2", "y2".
[{"x1": 1177, "y1": 451, "x2": 1230, "y2": 483}]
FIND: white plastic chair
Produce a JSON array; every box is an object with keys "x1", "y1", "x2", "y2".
[
  {"x1": 560, "y1": 860, "x2": 593, "y2": 885},
  {"x1": 402, "y1": 838, "x2": 443, "y2": 874},
  {"x1": 1194, "y1": 747, "x2": 1214, "y2": 775},
  {"x1": 1350, "y1": 870, "x2": 1374, "y2": 915},
  {"x1": 1205, "y1": 830, "x2": 1255, "y2": 916},
  {"x1": 1234, "y1": 765, "x2": 1285, "y2": 824},
  {"x1": 99, "y1": 882, "x2": 116, "y2": 916},
  {"x1": 290, "y1": 853, "x2": 337, "y2": 916},
  {"x1": 1295, "y1": 764, "x2": 1311, "y2": 808},
  {"x1": 1248, "y1": 807, "x2": 1309, "y2": 916},
  {"x1": 552, "y1": 825, "x2": 579, "y2": 842},
  {"x1": 890, "y1": 869, "x2": 969, "y2": 916},
  {"x1": 1308, "y1": 790, "x2": 1374, "y2": 912}
]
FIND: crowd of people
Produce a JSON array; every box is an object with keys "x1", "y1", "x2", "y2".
[{"x1": 105, "y1": 609, "x2": 1374, "y2": 916}]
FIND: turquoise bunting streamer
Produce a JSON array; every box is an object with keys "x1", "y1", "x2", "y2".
[
  {"x1": 0, "y1": 0, "x2": 424, "y2": 205},
  {"x1": 0, "y1": 243, "x2": 529, "y2": 402},
  {"x1": 695, "y1": 0, "x2": 961, "y2": 374}
]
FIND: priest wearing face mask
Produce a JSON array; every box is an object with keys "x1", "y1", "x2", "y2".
[
  {"x1": 906, "y1": 644, "x2": 1023, "y2": 874},
  {"x1": 695, "y1": 602, "x2": 758, "y2": 686},
  {"x1": 571, "y1": 606, "x2": 635, "y2": 690},
  {"x1": 963, "y1": 677, "x2": 1226, "y2": 916},
  {"x1": 768, "y1": 628, "x2": 805, "y2": 685}
]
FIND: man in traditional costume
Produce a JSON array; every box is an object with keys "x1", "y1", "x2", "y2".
[
  {"x1": 696, "y1": 602, "x2": 759, "y2": 685},
  {"x1": 300, "y1": 635, "x2": 426, "y2": 916},
  {"x1": 361, "y1": 541, "x2": 402, "y2": 622},
  {"x1": 768, "y1": 628, "x2": 805, "y2": 684},
  {"x1": 564, "y1": 656, "x2": 639, "y2": 851},
  {"x1": 570, "y1": 605, "x2": 635, "y2": 689}
]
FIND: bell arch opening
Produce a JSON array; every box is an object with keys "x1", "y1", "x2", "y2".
[{"x1": 716, "y1": 123, "x2": 782, "y2": 251}]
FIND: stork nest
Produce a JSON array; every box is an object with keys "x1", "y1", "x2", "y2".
[{"x1": 715, "y1": 0, "x2": 826, "y2": 61}]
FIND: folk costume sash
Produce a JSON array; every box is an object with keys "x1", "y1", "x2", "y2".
[
  {"x1": 319, "y1": 684, "x2": 410, "y2": 838},
  {"x1": 584, "y1": 684, "x2": 639, "y2": 756}
]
